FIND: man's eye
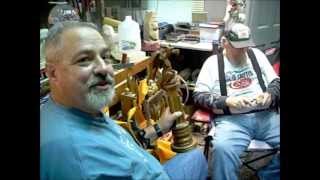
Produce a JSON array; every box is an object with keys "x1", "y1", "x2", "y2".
[
  {"x1": 77, "y1": 57, "x2": 91, "y2": 65},
  {"x1": 101, "y1": 52, "x2": 111, "y2": 62},
  {"x1": 102, "y1": 53, "x2": 110, "y2": 59}
]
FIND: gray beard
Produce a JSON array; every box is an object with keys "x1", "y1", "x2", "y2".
[
  {"x1": 237, "y1": 54, "x2": 247, "y2": 66},
  {"x1": 230, "y1": 53, "x2": 247, "y2": 67},
  {"x1": 85, "y1": 87, "x2": 115, "y2": 112}
]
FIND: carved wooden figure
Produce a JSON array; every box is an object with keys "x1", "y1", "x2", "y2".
[{"x1": 154, "y1": 47, "x2": 197, "y2": 152}]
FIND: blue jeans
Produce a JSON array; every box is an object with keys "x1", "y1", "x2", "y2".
[
  {"x1": 163, "y1": 148, "x2": 208, "y2": 180},
  {"x1": 210, "y1": 110, "x2": 280, "y2": 180}
]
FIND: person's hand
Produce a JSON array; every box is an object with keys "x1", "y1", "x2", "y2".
[
  {"x1": 254, "y1": 92, "x2": 272, "y2": 107},
  {"x1": 225, "y1": 96, "x2": 252, "y2": 109},
  {"x1": 158, "y1": 107, "x2": 183, "y2": 134}
]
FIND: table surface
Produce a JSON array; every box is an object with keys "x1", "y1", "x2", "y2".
[{"x1": 160, "y1": 40, "x2": 213, "y2": 52}]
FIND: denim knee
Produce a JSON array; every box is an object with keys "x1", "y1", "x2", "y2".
[
  {"x1": 212, "y1": 140, "x2": 242, "y2": 165},
  {"x1": 212, "y1": 140, "x2": 234, "y2": 155}
]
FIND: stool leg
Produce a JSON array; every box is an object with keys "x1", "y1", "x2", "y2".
[{"x1": 203, "y1": 136, "x2": 212, "y2": 160}]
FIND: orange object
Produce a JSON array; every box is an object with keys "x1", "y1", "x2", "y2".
[
  {"x1": 135, "y1": 107, "x2": 147, "y2": 128},
  {"x1": 154, "y1": 138, "x2": 176, "y2": 164}
]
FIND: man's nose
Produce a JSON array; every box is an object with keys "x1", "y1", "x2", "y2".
[{"x1": 94, "y1": 57, "x2": 114, "y2": 77}]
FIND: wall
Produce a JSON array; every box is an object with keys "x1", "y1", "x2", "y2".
[
  {"x1": 103, "y1": 0, "x2": 148, "y2": 24},
  {"x1": 204, "y1": 0, "x2": 226, "y2": 22},
  {"x1": 146, "y1": 0, "x2": 192, "y2": 24},
  {"x1": 246, "y1": 0, "x2": 280, "y2": 49},
  {"x1": 146, "y1": 0, "x2": 226, "y2": 24}
]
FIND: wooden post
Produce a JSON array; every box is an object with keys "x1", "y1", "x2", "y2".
[
  {"x1": 80, "y1": 0, "x2": 86, "y2": 21},
  {"x1": 95, "y1": 0, "x2": 105, "y2": 29}
]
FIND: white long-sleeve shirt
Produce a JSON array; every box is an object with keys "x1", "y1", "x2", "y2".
[{"x1": 194, "y1": 48, "x2": 279, "y2": 114}]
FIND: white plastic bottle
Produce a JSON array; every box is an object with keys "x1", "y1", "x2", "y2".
[{"x1": 118, "y1": 16, "x2": 141, "y2": 53}]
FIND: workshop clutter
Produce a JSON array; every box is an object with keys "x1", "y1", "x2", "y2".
[
  {"x1": 117, "y1": 78, "x2": 177, "y2": 164},
  {"x1": 114, "y1": 47, "x2": 198, "y2": 162}
]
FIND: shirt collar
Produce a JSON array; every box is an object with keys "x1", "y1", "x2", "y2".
[{"x1": 48, "y1": 95, "x2": 109, "y2": 124}]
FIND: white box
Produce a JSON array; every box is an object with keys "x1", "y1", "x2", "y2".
[{"x1": 199, "y1": 24, "x2": 221, "y2": 43}]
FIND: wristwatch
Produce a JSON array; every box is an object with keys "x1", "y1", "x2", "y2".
[
  {"x1": 153, "y1": 123, "x2": 163, "y2": 137},
  {"x1": 137, "y1": 129, "x2": 150, "y2": 148}
]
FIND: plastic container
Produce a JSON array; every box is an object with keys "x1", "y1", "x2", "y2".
[{"x1": 118, "y1": 16, "x2": 141, "y2": 52}]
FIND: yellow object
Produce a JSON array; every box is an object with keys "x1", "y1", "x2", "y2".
[
  {"x1": 125, "y1": 79, "x2": 149, "y2": 131},
  {"x1": 103, "y1": 17, "x2": 121, "y2": 31},
  {"x1": 102, "y1": 106, "x2": 109, "y2": 116},
  {"x1": 118, "y1": 78, "x2": 176, "y2": 163},
  {"x1": 135, "y1": 107, "x2": 148, "y2": 128},
  {"x1": 115, "y1": 120, "x2": 130, "y2": 131},
  {"x1": 134, "y1": 79, "x2": 149, "y2": 128},
  {"x1": 127, "y1": 107, "x2": 137, "y2": 121},
  {"x1": 154, "y1": 139, "x2": 177, "y2": 164},
  {"x1": 137, "y1": 79, "x2": 148, "y2": 106}
]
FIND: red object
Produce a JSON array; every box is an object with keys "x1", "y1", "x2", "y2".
[
  {"x1": 142, "y1": 41, "x2": 160, "y2": 52},
  {"x1": 273, "y1": 62, "x2": 280, "y2": 76},
  {"x1": 191, "y1": 109, "x2": 212, "y2": 123}
]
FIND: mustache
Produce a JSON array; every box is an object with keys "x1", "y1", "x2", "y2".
[{"x1": 87, "y1": 74, "x2": 115, "y2": 88}]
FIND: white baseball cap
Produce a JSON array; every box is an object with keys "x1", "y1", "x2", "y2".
[{"x1": 225, "y1": 23, "x2": 255, "y2": 48}]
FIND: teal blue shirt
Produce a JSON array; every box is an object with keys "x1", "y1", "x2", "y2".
[{"x1": 40, "y1": 97, "x2": 170, "y2": 180}]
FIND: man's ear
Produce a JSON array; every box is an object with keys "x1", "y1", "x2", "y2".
[
  {"x1": 220, "y1": 37, "x2": 226, "y2": 44},
  {"x1": 221, "y1": 37, "x2": 228, "y2": 48},
  {"x1": 45, "y1": 63, "x2": 58, "y2": 82}
]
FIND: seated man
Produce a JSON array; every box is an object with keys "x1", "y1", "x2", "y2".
[
  {"x1": 40, "y1": 21, "x2": 208, "y2": 180},
  {"x1": 193, "y1": 23, "x2": 280, "y2": 180}
]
